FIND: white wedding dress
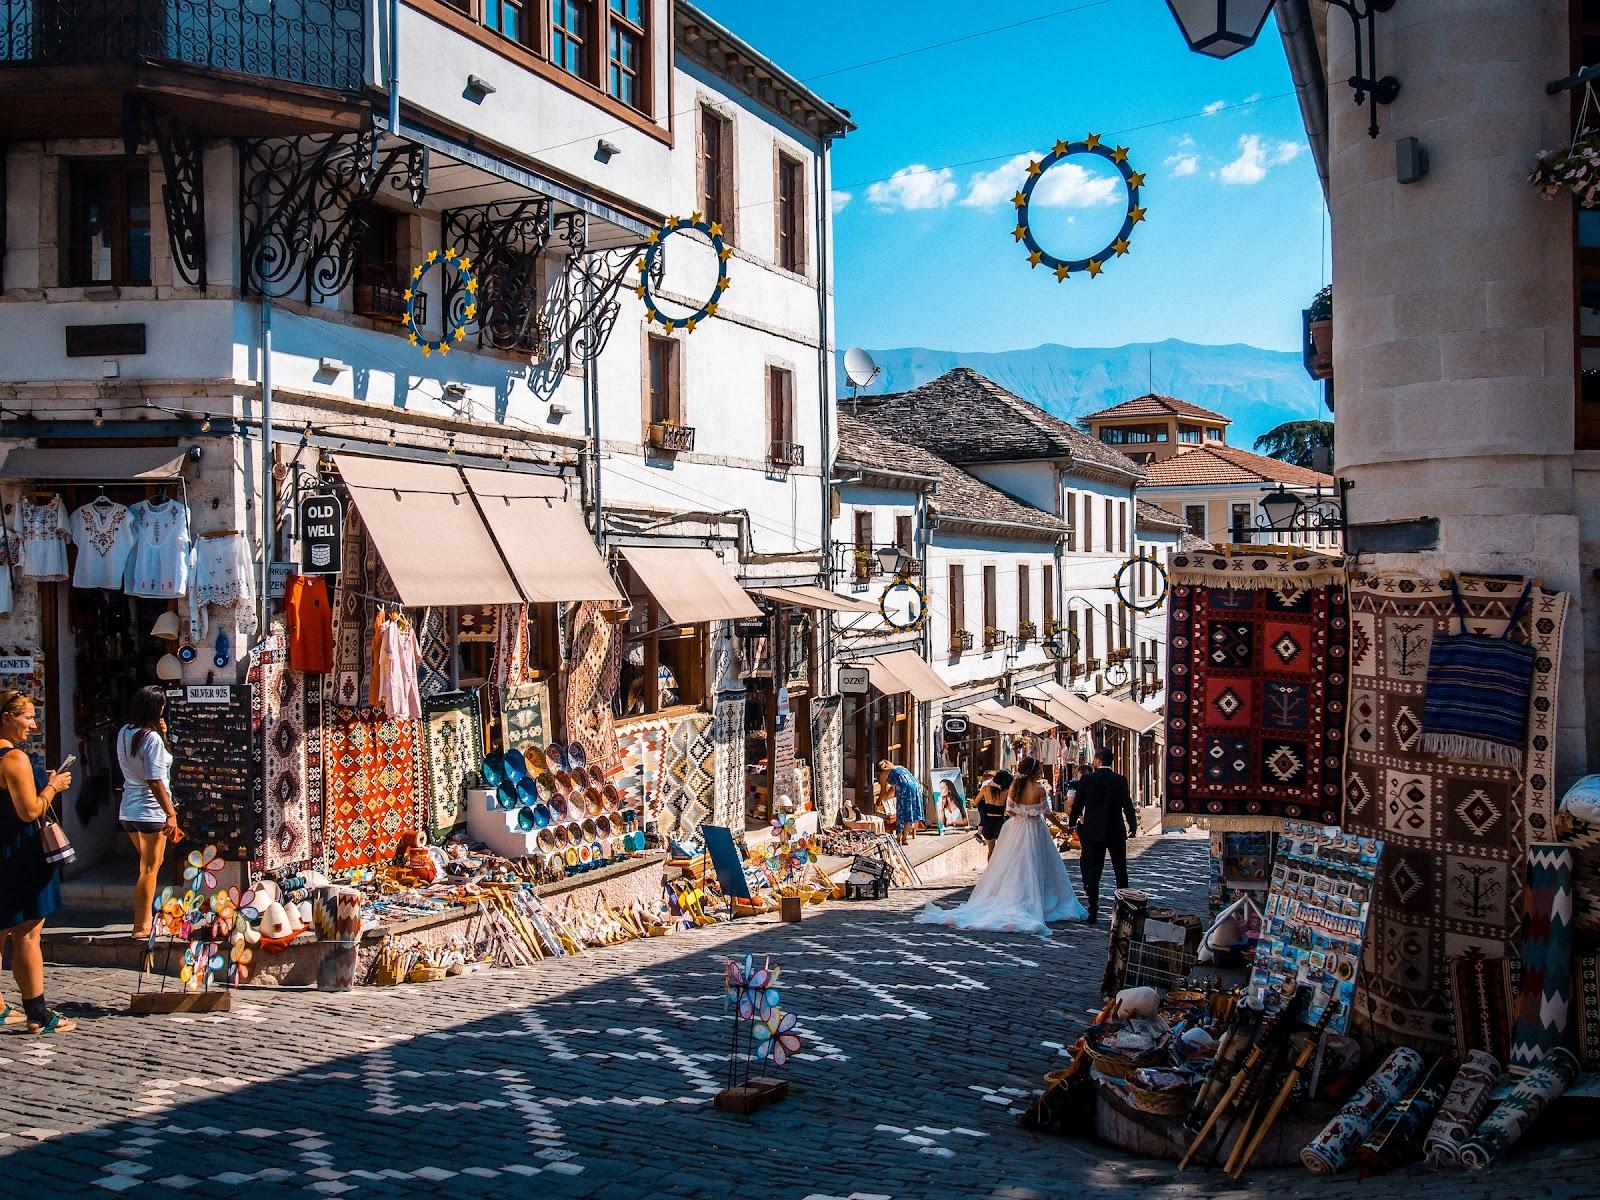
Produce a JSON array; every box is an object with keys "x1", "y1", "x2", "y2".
[{"x1": 915, "y1": 798, "x2": 1087, "y2": 935}]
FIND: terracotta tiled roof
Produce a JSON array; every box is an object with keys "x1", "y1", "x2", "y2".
[
  {"x1": 837, "y1": 413, "x2": 1068, "y2": 537},
  {"x1": 1135, "y1": 498, "x2": 1186, "y2": 532},
  {"x1": 850, "y1": 368, "x2": 1145, "y2": 481},
  {"x1": 1143, "y1": 444, "x2": 1334, "y2": 488},
  {"x1": 1082, "y1": 393, "x2": 1231, "y2": 424}
]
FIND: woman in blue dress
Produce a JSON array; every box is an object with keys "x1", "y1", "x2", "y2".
[{"x1": 877, "y1": 759, "x2": 925, "y2": 844}]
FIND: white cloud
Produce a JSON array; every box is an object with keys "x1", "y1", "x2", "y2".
[
  {"x1": 1243, "y1": 91, "x2": 1263, "y2": 104},
  {"x1": 960, "y1": 152, "x2": 1122, "y2": 209},
  {"x1": 1202, "y1": 99, "x2": 1227, "y2": 116},
  {"x1": 1218, "y1": 134, "x2": 1306, "y2": 185},
  {"x1": 1165, "y1": 153, "x2": 1199, "y2": 178},
  {"x1": 864, "y1": 164, "x2": 957, "y2": 211},
  {"x1": 830, "y1": 190, "x2": 853, "y2": 214}
]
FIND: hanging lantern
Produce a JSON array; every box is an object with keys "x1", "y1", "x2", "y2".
[{"x1": 1163, "y1": 0, "x2": 1274, "y2": 59}]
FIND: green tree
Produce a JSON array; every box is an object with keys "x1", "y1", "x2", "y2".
[{"x1": 1254, "y1": 420, "x2": 1334, "y2": 470}]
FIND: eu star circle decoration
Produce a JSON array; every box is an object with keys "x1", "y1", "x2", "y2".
[
  {"x1": 879, "y1": 577, "x2": 926, "y2": 632},
  {"x1": 1012, "y1": 135, "x2": 1145, "y2": 282},
  {"x1": 1113, "y1": 556, "x2": 1168, "y2": 614},
  {"x1": 405, "y1": 247, "x2": 476, "y2": 358},
  {"x1": 637, "y1": 213, "x2": 731, "y2": 334}
]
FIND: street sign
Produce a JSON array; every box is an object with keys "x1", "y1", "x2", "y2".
[
  {"x1": 838, "y1": 665, "x2": 870, "y2": 695},
  {"x1": 298, "y1": 493, "x2": 343, "y2": 575},
  {"x1": 942, "y1": 714, "x2": 970, "y2": 737}
]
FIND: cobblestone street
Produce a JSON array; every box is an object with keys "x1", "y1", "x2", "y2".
[{"x1": 1, "y1": 833, "x2": 1594, "y2": 1199}]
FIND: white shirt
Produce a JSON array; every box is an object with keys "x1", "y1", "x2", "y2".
[
  {"x1": 70, "y1": 500, "x2": 136, "y2": 589},
  {"x1": 125, "y1": 499, "x2": 191, "y2": 599},
  {"x1": 15, "y1": 494, "x2": 70, "y2": 582},
  {"x1": 117, "y1": 725, "x2": 173, "y2": 824}
]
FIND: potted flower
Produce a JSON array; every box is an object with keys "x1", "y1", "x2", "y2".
[
  {"x1": 1303, "y1": 284, "x2": 1332, "y2": 381},
  {"x1": 1531, "y1": 130, "x2": 1600, "y2": 204},
  {"x1": 949, "y1": 629, "x2": 974, "y2": 654},
  {"x1": 1017, "y1": 619, "x2": 1037, "y2": 644},
  {"x1": 983, "y1": 626, "x2": 1003, "y2": 651}
]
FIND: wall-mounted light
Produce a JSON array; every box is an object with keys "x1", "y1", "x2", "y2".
[
  {"x1": 318, "y1": 356, "x2": 349, "y2": 376},
  {"x1": 1258, "y1": 485, "x2": 1304, "y2": 532},
  {"x1": 597, "y1": 138, "x2": 621, "y2": 163},
  {"x1": 466, "y1": 74, "x2": 496, "y2": 98},
  {"x1": 443, "y1": 381, "x2": 469, "y2": 401}
]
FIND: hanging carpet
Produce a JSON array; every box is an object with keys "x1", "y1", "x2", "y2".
[
  {"x1": 499, "y1": 680, "x2": 553, "y2": 760},
  {"x1": 1344, "y1": 573, "x2": 1569, "y2": 1052},
  {"x1": 1163, "y1": 551, "x2": 1349, "y2": 831},
  {"x1": 422, "y1": 690, "x2": 484, "y2": 841},
  {"x1": 323, "y1": 706, "x2": 424, "y2": 873},
  {"x1": 248, "y1": 631, "x2": 316, "y2": 872},
  {"x1": 416, "y1": 607, "x2": 453, "y2": 699},
  {"x1": 615, "y1": 717, "x2": 670, "y2": 826},
  {"x1": 565, "y1": 600, "x2": 622, "y2": 773}
]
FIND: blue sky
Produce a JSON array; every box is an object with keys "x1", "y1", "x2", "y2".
[{"x1": 694, "y1": 0, "x2": 1329, "y2": 356}]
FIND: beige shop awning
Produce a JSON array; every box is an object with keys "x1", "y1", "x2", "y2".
[
  {"x1": 462, "y1": 468, "x2": 620, "y2": 604},
  {"x1": 1019, "y1": 693, "x2": 1093, "y2": 733},
  {"x1": 748, "y1": 585, "x2": 878, "y2": 615},
  {"x1": 965, "y1": 700, "x2": 1038, "y2": 733},
  {"x1": 334, "y1": 455, "x2": 522, "y2": 607},
  {"x1": 619, "y1": 546, "x2": 761, "y2": 625},
  {"x1": 1, "y1": 446, "x2": 189, "y2": 481},
  {"x1": 1021, "y1": 682, "x2": 1100, "y2": 732},
  {"x1": 998, "y1": 703, "x2": 1056, "y2": 735},
  {"x1": 1087, "y1": 693, "x2": 1164, "y2": 734},
  {"x1": 863, "y1": 649, "x2": 954, "y2": 703}
]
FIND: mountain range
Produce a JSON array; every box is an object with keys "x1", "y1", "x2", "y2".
[{"x1": 842, "y1": 339, "x2": 1325, "y2": 450}]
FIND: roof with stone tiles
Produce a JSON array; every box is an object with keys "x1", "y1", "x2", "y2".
[
  {"x1": 1142, "y1": 443, "x2": 1334, "y2": 488},
  {"x1": 1135, "y1": 499, "x2": 1187, "y2": 532}
]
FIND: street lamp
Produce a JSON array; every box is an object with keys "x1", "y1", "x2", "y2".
[
  {"x1": 874, "y1": 545, "x2": 908, "y2": 577},
  {"x1": 1163, "y1": 0, "x2": 1274, "y2": 59},
  {"x1": 1258, "y1": 485, "x2": 1304, "y2": 532}
]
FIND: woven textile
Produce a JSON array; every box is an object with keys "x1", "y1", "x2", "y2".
[
  {"x1": 416, "y1": 608, "x2": 452, "y2": 698},
  {"x1": 712, "y1": 694, "x2": 745, "y2": 830},
  {"x1": 615, "y1": 717, "x2": 670, "y2": 824},
  {"x1": 1580, "y1": 953, "x2": 1600, "y2": 1070},
  {"x1": 304, "y1": 674, "x2": 327, "y2": 870},
  {"x1": 1163, "y1": 551, "x2": 1349, "y2": 831},
  {"x1": 1450, "y1": 949, "x2": 1515, "y2": 1063},
  {"x1": 1301, "y1": 1046, "x2": 1425, "y2": 1175},
  {"x1": 1345, "y1": 574, "x2": 1569, "y2": 1051},
  {"x1": 1562, "y1": 818, "x2": 1600, "y2": 944},
  {"x1": 498, "y1": 681, "x2": 552, "y2": 759},
  {"x1": 323, "y1": 706, "x2": 424, "y2": 873},
  {"x1": 659, "y1": 712, "x2": 715, "y2": 837},
  {"x1": 1509, "y1": 843, "x2": 1575, "y2": 1075},
  {"x1": 1459, "y1": 1047, "x2": 1579, "y2": 1170},
  {"x1": 422, "y1": 691, "x2": 483, "y2": 841},
  {"x1": 565, "y1": 601, "x2": 621, "y2": 773},
  {"x1": 1424, "y1": 1050, "x2": 1501, "y2": 1167},
  {"x1": 1353, "y1": 1056, "x2": 1455, "y2": 1177},
  {"x1": 1419, "y1": 580, "x2": 1537, "y2": 769},
  {"x1": 493, "y1": 604, "x2": 529, "y2": 688},
  {"x1": 249, "y1": 633, "x2": 315, "y2": 872},
  {"x1": 811, "y1": 697, "x2": 844, "y2": 826}
]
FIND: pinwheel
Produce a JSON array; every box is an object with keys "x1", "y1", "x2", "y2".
[
  {"x1": 725, "y1": 954, "x2": 782, "y2": 1020},
  {"x1": 183, "y1": 844, "x2": 223, "y2": 891},
  {"x1": 211, "y1": 886, "x2": 239, "y2": 926},
  {"x1": 229, "y1": 938, "x2": 253, "y2": 986},
  {"x1": 754, "y1": 1007, "x2": 802, "y2": 1067}
]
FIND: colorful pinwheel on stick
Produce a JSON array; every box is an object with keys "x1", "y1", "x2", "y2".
[
  {"x1": 725, "y1": 953, "x2": 782, "y2": 1020},
  {"x1": 183, "y1": 844, "x2": 223, "y2": 891},
  {"x1": 754, "y1": 1008, "x2": 802, "y2": 1067}
]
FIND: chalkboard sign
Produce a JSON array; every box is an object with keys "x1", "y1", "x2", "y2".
[
  {"x1": 166, "y1": 685, "x2": 254, "y2": 860},
  {"x1": 299, "y1": 493, "x2": 343, "y2": 575}
]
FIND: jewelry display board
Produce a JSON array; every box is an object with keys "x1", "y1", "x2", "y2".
[{"x1": 166, "y1": 685, "x2": 254, "y2": 859}]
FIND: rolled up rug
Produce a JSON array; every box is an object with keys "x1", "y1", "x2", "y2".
[
  {"x1": 1301, "y1": 1047, "x2": 1426, "y2": 1175},
  {"x1": 1424, "y1": 1049, "x2": 1501, "y2": 1167},
  {"x1": 1353, "y1": 1056, "x2": 1456, "y2": 1177},
  {"x1": 1459, "y1": 1046, "x2": 1579, "y2": 1170}
]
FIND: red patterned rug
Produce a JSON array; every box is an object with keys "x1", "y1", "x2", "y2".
[
  {"x1": 323, "y1": 706, "x2": 424, "y2": 873},
  {"x1": 1163, "y1": 551, "x2": 1349, "y2": 831}
]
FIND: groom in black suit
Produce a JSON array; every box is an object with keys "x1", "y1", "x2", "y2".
[{"x1": 1068, "y1": 745, "x2": 1138, "y2": 922}]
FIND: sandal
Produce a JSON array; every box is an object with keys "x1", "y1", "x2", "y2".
[
  {"x1": 0, "y1": 1003, "x2": 24, "y2": 1026},
  {"x1": 28, "y1": 1012, "x2": 76, "y2": 1035}
]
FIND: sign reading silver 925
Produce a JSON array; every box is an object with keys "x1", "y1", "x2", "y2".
[{"x1": 298, "y1": 493, "x2": 344, "y2": 576}]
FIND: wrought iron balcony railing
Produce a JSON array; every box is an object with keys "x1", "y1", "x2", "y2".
[{"x1": 1, "y1": 0, "x2": 365, "y2": 93}]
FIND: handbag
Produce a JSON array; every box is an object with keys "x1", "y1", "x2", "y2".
[{"x1": 37, "y1": 801, "x2": 75, "y2": 867}]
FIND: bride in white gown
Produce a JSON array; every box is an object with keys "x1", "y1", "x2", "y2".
[{"x1": 916, "y1": 757, "x2": 1087, "y2": 935}]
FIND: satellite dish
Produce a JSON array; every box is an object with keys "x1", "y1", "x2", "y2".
[{"x1": 843, "y1": 347, "x2": 880, "y2": 390}]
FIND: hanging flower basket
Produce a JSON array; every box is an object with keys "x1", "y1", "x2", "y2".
[{"x1": 1530, "y1": 132, "x2": 1600, "y2": 202}]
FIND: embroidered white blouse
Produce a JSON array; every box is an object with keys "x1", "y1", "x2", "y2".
[
  {"x1": 15, "y1": 494, "x2": 71, "y2": 582},
  {"x1": 70, "y1": 500, "x2": 136, "y2": 589},
  {"x1": 125, "y1": 499, "x2": 192, "y2": 599}
]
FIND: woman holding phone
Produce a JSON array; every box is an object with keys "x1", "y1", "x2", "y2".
[
  {"x1": 0, "y1": 689, "x2": 76, "y2": 1032},
  {"x1": 118, "y1": 686, "x2": 180, "y2": 939}
]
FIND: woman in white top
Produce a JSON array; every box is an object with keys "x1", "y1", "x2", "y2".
[
  {"x1": 118, "y1": 686, "x2": 180, "y2": 938},
  {"x1": 916, "y1": 756, "x2": 1087, "y2": 936}
]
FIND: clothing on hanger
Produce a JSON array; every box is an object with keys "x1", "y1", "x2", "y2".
[
  {"x1": 189, "y1": 531, "x2": 256, "y2": 643},
  {"x1": 284, "y1": 574, "x2": 334, "y2": 674},
  {"x1": 15, "y1": 493, "x2": 70, "y2": 582},
  {"x1": 125, "y1": 498, "x2": 191, "y2": 599},
  {"x1": 381, "y1": 612, "x2": 422, "y2": 720},
  {"x1": 69, "y1": 498, "x2": 135, "y2": 589}
]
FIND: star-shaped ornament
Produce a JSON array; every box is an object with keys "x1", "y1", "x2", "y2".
[
  {"x1": 1026, "y1": 159, "x2": 1043, "y2": 177},
  {"x1": 719, "y1": 247, "x2": 733, "y2": 261},
  {"x1": 1111, "y1": 146, "x2": 1129, "y2": 164},
  {"x1": 1052, "y1": 139, "x2": 1070, "y2": 156},
  {"x1": 647, "y1": 230, "x2": 660, "y2": 245},
  {"x1": 690, "y1": 210, "x2": 703, "y2": 224},
  {"x1": 1127, "y1": 171, "x2": 1146, "y2": 189},
  {"x1": 1012, "y1": 223, "x2": 1028, "y2": 242},
  {"x1": 439, "y1": 343, "x2": 451, "y2": 356},
  {"x1": 1053, "y1": 264, "x2": 1071, "y2": 282},
  {"x1": 459, "y1": 258, "x2": 472, "y2": 272},
  {"x1": 402, "y1": 289, "x2": 413, "y2": 302},
  {"x1": 411, "y1": 265, "x2": 423, "y2": 280},
  {"x1": 662, "y1": 320, "x2": 676, "y2": 332},
  {"x1": 465, "y1": 303, "x2": 478, "y2": 319},
  {"x1": 1084, "y1": 133, "x2": 1102, "y2": 149},
  {"x1": 635, "y1": 284, "x2": 647, "y2": 298},
  {"x1": 426, "y1": 249, "x2": 439, "y2": 264},
  {"x1": 407, "y1": 332, "x2": 419, "y2": 346},
  {"x1": 1112, "y1": 238, "x2": 1131, "y2": 257},
  {"x1": 1011, "y1": 190, "x2": 1028, "y2": 208},
  {"x1": 1128, "y1": 206, "x2": 1147, "y2": 224},
  {"x1": 709, "y1": 222, "x2": 724, "y2": 238},
  {"x1": 444, "y1": 247, "x2": 457, "y2": 261},
  {"x1": 1027, "y1": 250, "x2": 1043, "y2": 267},
  {"x1": 467, "y1": 278, "x2": 479, "y2": 293},
  {"x1": 454, "y1": 326, "x2": 466, "y2": 341},
  {"x1": 1086, "y1": 259, "x2": 1104, "y2": 277},
  {"x1": 422, "y1": 344, "x2": 433, "y2": 357},
  {"x1": 706, "y1": 302, "x2": 719, "y2": 317},
  {"x1": 686, "y1": 318, "x2": 698, "y2": 333}
]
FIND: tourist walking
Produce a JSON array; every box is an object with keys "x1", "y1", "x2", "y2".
[
  {"x1": 0, "y1": 689, "x2": 76, "y2": 1033},
  {"x1": 916, "y1": 756, "x2": 1086, "y2": 935},
  {"x1": 1069, "y1": 745, "x2": 1138, "y2": 923},
  {"x1": 973, "y1": 769, "x2": 1014, "y2": 862},
  {"x1": 119, "y1": 686, "x2": 180, "y2": 939}
]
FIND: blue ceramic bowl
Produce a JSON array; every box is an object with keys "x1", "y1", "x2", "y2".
[
  {"x1": 496, "y1": 782, "x2": 520, "y2": 811},
  {"x1": 516, "y1": 777, "x2": 540, "y2": 806},
  {"x1": 481, "y1": 754, "x2": 507, "y2": 788},
  {"x1": 532, "y1": 803, "x2": 552, "y2": 829},
  {"x1": 504, "y1": 748, "x2": 530, "y2": 783},
  {"x1": 516, "y1": 805, "x2": 537, "y2": 832}
]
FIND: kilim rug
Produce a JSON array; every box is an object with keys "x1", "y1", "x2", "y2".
[
  {"x1": 615, "y1": 717, "x2": 670, "y2": 826},
  {"x1": 1163, "y1": 551, "x2": 1349, "y2": 831},
  {"x1": 1301, "y1": 1046, "x2": 1426, "y2": 1175},
  {"x1": 1345, "y1": 573, "x2": 1569, "y2": 1051},
  {"x1": 1578, "y1": 952, "x2": 1600, "y2": 1071},
  {"x1": 1459, "y1": 1047, "x2": 1580, "y2": 1169},
  {"x1": 1450, "y1": 948, "x2": 1515, "y2": 1063},
  {"x1": 811, "y1": 696, "x2": 844, "y2": 826},
  {"x1": 1561, "y1": 817, "x2": 1600, "y2": 946},
  {"x1": 499, "y1": 681, "x2": 553, "y2": 760},
  {"x1": 249, "y1": 632, "x2": 314, "y2": 872},
  {"x1": 493, "y1": 604, "x2": 529, "y2": 688},
  {"x1": 304, "y1": 673, "x2": 327, "y2": 870},
  {"x1": 712, "y1": 695, "x2": 745, "y2": 830},
  {"x1": 1509, "y1": 843, "x2": 1575, "y2": 1075},
  {"x1": 323, "y1": 706, "x2": 424, "y2": 873},
  {"x1": 658, "y1": 712, "x2": 715, "y2": 837},
  {"x1": 416, "y1": 608, "x2": 453, "y2": 699},
  {"x1": 422, "y1": 691, "x2": 484, "y2": 841},
  {"x1": 332, "y1": 511, "x2": 369, "y2": 708},
  {"x1": 565, "y1": 601, "x2": 621, "y2": 773}
]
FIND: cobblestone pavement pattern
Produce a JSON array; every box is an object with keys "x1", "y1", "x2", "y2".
[{"x1": 4, "y1": 832, "x2": 1597, "y2": 1199}]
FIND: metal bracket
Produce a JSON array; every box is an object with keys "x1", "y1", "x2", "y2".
[
  {"x1": 442, "y1": 197, "x2": 553, "y2": 352},
  {"x1": 240, "y1": 126, "x2": 428, "y2": 301},
  {"x1": 534, "y1": 211, "x2": 658, "y2": 375},
  {"x1": 1326, "y1": 0, "x2": 1400, "y2": 139},
  {"x1": 122, "y1": 97, "x2": 208, "y2": 289}
]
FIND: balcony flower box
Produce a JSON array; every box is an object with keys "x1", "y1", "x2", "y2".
[
  {"x1": 983, "y1": 626, "x2": 1004, "y2": 651},
  {"x1": 1303, "y1": 284, "x2": 1332, "y2": 381},
  {"x1": 1017, "y1": 619, "x2": 1037, "y2": 644},
  {"x1": 648, "y1": 422, "x2": 696, "y2": 452},
  {"x1": 949, "y1": 630, "x2": 975, "y2": 655}
]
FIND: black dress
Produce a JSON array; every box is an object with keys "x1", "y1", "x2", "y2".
[
  {"x1": 976, "y1": 787, "x2": 1008, "y2": 842},
  {"x1": 0, "y1": 746, "x2": 59, "y2": 929}
]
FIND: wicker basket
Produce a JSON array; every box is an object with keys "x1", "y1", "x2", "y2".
[
  {"x1": 1118, "y1": 1080, "x2": 1190, "y2": 1117},
  {"x1": 1084, "y1": 1022, "x2": 1170, "y2": 1082}
]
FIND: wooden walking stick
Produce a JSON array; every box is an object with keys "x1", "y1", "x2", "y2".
[
  {"x1": 1206, "y1": 994, "x2": 1305, "y2": 1171},
  {"x1": 1179, "y1": 992, "x2": 1299, "y2": 1171},
  {"x1": 1229, "y1": 1001, "x2": 1342, "y2": 1180}
]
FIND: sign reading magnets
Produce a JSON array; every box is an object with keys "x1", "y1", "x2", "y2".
[
  {"x1": 1013, "y1": 135, "x2": 1145, "y2": 282},
  {"x1": 638, "y1": 213, "x2": 731, "y2": 334},
  {"x1": 405, "y1": 247, "x2": 476, "y2": 357},
  {"x1": 879, "y1": 577, "x2": 926, "y2": 632}
]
